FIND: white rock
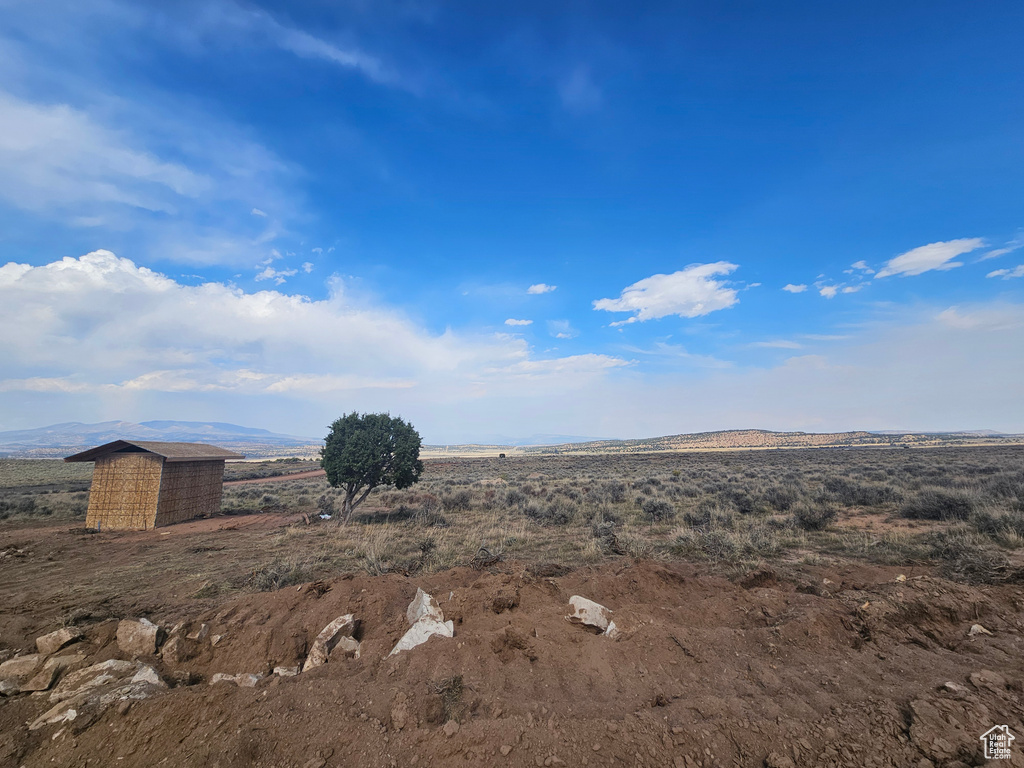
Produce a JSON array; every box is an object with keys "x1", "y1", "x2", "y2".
[
  {"x1": 210, "y1": 672, "x2": 262, "y2": 687},
  {"x1": 36, "y1": 627, "x2": 83, "y2": 656},
  {"x1": 273, "y1": 666, "x2": 300, "y2": 677},
  {"x1": 388, "y1": 618, "x2": 454, "y2": 656},
  {"x1": 30, "y1": 660, "x2": 165, "y2": 730},
  {"x1": 968, "y1": 623, "x2": 993, "y2": 637},
  {"x1": 406, "y1": 588, "x2": 444, "y2": 625},
  {"x1": 116, "y1": 618, "x2": 161, "y2": 657},
  {"x1": 302, "y1": 614, "x2": 358, "y2": 671},
  {"x1": 566, "y1": 596, "x2": 613, "y2": 633},
  {"x1": 187, "y1": 623, "x2": 210, "y2": 642},
  {"x1": 130, "y1": 666, "x2": 165, "y2": 687}
]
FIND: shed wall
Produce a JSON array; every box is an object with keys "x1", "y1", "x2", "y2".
[
  {"x1": 85, "y1": 453, "x2": 163, "y2": 530},
  {"x1": 155, "y1": 460, "x2": 225, "y2": 526}
]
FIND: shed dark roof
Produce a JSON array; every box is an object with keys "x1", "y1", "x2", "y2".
[{"x1": 64, "y1": 440, "x2": 245, "y2": 463}]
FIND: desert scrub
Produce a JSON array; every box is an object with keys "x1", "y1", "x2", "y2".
[
  {"x1": 791, "y1": 501, "x2": 838, "y2": 531},
  {"x1": 641, "y1": 497, "x2": 675, "y2": 522},
  {"x1": 900, "y1": 490, "x2": 976, "y2": 521}
]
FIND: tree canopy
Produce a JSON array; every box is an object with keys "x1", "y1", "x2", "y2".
[{"x1": 320, "y1": 412, "x2": 423, "y2": 521}]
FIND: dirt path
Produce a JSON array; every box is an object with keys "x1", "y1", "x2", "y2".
[{"x1": 223, "y1": 468, "x2": 326, "y2": 486}]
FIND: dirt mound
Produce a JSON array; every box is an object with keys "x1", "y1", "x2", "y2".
[{"x1": 2, "y1": 560, "x2": 1022, "y2": 767}]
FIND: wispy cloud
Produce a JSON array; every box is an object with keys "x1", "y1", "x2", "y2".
[
  {"x1": 527, "y1": 283, "x2": 557, "y2": 294},
  {"x1": 987, "y1": 265, "x2": 1024, "y2": 280},
  {"x1": 594, "y1": 262, "x2": 739, "y2": 323},
  {"x1": 505, "y1": 318, "x2": 533, "y2": 326},
  {"x1": 978, "y1": 234, "x2": 1024, "y2": 261},
  {"x1": 782, "y1": 283, "x2": 807, "y2": 293},
  {"x1": 548, "y1": 319, "x2": 579, "y2": 339},
  {"x1": 875, "y1": 238, "x2": 985, "y2": 278},
  {"x1": 255, "y1": 265, "x2": 298, "y2": 285}
]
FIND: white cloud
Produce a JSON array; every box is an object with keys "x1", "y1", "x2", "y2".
[
  {"x1": 986, "y1": 265, "x2": 1024, "y2": 280},
  {"x1": 849, "y1": 260, "x2": 875, "y2": 274},
  {"x1": 505, "y1": 318, "x2": 533, "y2": 326},
  {"x1": 255, "y1": 266, "x2": 298, "y2": 285},
  {"x1": 978, "y1": 234, "x2": 1024, "y2": 261},
  {"x1": 841, "y1": 285, "x2": 863, "y2": 294},
  {"x1": 819, "y1": 285, "x2": 839, "y2": 299},
  {"x1": 527, "y1": 283, "x2": 557, "y2": 294},
  {"x1": 0, "y1": 252, "x2": 628, "y2": 429},
  {"x1": 251, "y1": 208, "x2": 267, "y2": 217},
  {"x1": 594, "y1": 262, "x2": 739, "y2": 322},
  {"x1": 301, "y1": 262, "x2": 314, "y2": 274},
  {"x1": 875, "y1": 238, "x2": 985, "y2": 278},
  {"x1": 782, "y1": 284, "x2": 807, "y2": 293}
]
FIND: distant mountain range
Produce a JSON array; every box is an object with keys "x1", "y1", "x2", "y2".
[
  {"x1": 1, "y1": 421, "x2": 1020, "y2": 460},
  {"x1": 0, "y1": 421, "x2": 319, "y2": 458}
]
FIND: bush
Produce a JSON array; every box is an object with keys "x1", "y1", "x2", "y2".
[
  {"x1": 641, "y1": 497, "x2": 675, "y2": 522},
  {"x1": 819, "y1": 477, "x2": 901, "y2": 507},
  {"x1": 443, "y1": 489, "x2": 473, "y2": 511},
  {"x1": 525, "y1": 497, "x2": 578, "y2": 526},
  {"x1": 900, "y1": 490, "x2": 975, "y2": 521},
  {"x1": 683, "y1": 500, "x2": 734, "y2": 530},
  {"x1": 791, "y1": 501, "x2": 838, "y2": 531}
]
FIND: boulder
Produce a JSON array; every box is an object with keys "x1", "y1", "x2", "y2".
[
  {"x1": 389, "y1": 589, "x2": 455, "y2": 656},
  {"x1": 20, "y1": 653, "x2": 85, "y2": 692},
  {"x1": 273, "y1": 666, "x2": 300, "y2": 677},
  {"x1": 566, "y1": 596, "x2": 618, "y2": 637},
  {"x1": 116, "y1": 618, "x2": 162, "y2": 657},
  {"x1": 30, "y1": 661, "x2": 165, "y2": 731},
  {"x1": 302, "y1": 614, "x2": 358, "y2": 671},
  {"x1": 187, "y1": 623, "x2": 210, "y2": 642},
  {"x1": 0, "y1": 653, "x2": 42, "y2": 685},
  {"x1": 36, "y1": 627, "x2": 83, "y2": 656},
  {"x1": 968, "y1": 624, "x2": 992, "y2": 637},
  {"x1": 160, "y1": 635, "x2": 200, "y2": 664},
  {"x1": 389, "y1": 618, "x2": 454, "y2": 656},
  {"x1": 407, "y1": 588, "x2": 444, "y2": 624}
]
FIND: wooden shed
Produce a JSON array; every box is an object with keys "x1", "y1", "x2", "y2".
[{"x1": 65, "y1": 440, "x2": 245, "y2": 531}]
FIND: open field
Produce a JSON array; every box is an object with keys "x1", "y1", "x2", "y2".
[{"x1": 1, "y1": 446, "x2": 1023, "y2": 766}]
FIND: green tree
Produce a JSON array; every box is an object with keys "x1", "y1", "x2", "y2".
[{"x1": 320, "y1": 412, "x2": 423, "y2": 522}]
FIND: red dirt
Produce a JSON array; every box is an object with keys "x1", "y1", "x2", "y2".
[
  {"x1": 224, "y1": 469, "x2": 326, "y2": 486},
  {"x1": 1, "y1": 527, "x2": 1022, "y2": 768}
]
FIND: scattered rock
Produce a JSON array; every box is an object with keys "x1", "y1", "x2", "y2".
[
  {"x1": 210, "y1": 672, "x2": 263, "y2": 687},
  {"x1": 0, "y1": 653, "x2": 42, "y2": 690},
  {"x1": 969, "y1": 670, "x2": 1006, "y2": 693},
  {"x1": 391, "y1": 693, "x2": 409, "y2": 730},
  {"x1": 273, "y1": 666, "x2": 300, "y2": 677},
  {"x1": 407, "y1": 588, "x2": 444, "y2": 624},
  {"x1": 390, "y1": 618, "x2": 454, "y2": 656},
  {"x1": 187, "y1": 623, "x2": 210, "y2": 642},
  {"x1": 967, "y1": 623, "x2": 992, "y2": 637},
  {"x1": 566, "y1": 596, "x2": 619, "y2": 637},
  {"x1": 21, "y1": 654, "x2": 85, "y2": 692},
  {"x1": 160, "y1": 635, "x2": 200, "y2": 664},
  {"x1": 442, "y1": 720, "x2": 460, "y2": 738},
  {"x1": 302, "y1": 614, "x2": 359, "y2": 671},
  {"x1": 116, "y1": 618, "x2": 162, "y2": 657},
  {"x1": 895, "y1": 574, "x2": 907, "y2": 583},
  {"x1": 211, "y1": 634, "x2": 225, "y2": 647},
  {"x1": 30, "y1": 661, "x2": 166, "y2": 731},
  {"x1": 389, "y1": 589, "x2": 455, "y2": 656},
  {"x1": 764, "y1": 752, "x2": 796, "y2": 768},
  {"x1": 942, "y1": 681, "x2": 969, "y2": 695},
  {"x1": 36, "y1": 627, "x2": 83, "y2": 656},
  {"x1": 500, "y1": 745, "x2": 513, "y2": 756}
]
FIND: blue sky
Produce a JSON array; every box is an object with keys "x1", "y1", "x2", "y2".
[{"x1": 1, "y1": 0, "x2": 1022, "y2": 442}]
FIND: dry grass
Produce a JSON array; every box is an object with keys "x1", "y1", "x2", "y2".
[{"x1": 3, "y1": 446, "x2": 1023, "y2": 587}]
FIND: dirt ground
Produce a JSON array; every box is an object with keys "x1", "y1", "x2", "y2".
[{"x1": 1, "y1": 514, "x2": 1022, "y2": 768}]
